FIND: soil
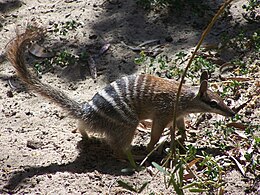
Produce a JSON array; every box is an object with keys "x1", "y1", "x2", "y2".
[{"x1": 0, "y1": 0, "x2": 259, "y2": 194}]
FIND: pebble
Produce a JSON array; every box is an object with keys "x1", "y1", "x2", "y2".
[
  {"x1": 6, "y1": 90, "x2": 13, "y2": 98},
  {"x1": 26, "y1": 140, "x2": 43, "y2": 150}
]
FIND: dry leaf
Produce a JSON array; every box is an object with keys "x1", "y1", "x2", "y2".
[
  {"x1": 234, "y1": 130, "x2": 247, "y2": 139},
  {"x1": 183, "y1": 170, "x2": 196, "y2": 181},
  {"x1": 146, "y1": 166, "x2": 154, "y2": 176},
  {"x1": 226, "y1": 122, "x2": 247, "y2": 130},
  {"x1": 99, "y1": 43, "x2": 110, "y2": 56},
  {"x1": 87, "y1": 55, "x2": 97, "y2": 79},
  {"x1": 230, "y1": 156, "x2": 246, "y2": 177},
  {"x1": 187, "y1": 158, "x2": 203, "y2": 168},
  {"x1": 29, "y1": 43, "x2": 55, "y2": 58},
  {"x1": 201, "y1": 43, "x2": 219, "y2": 50}
]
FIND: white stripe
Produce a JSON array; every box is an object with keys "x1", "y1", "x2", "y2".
[
  {"x1": 139, "y1": 75, "x2": 147, "y2": 99},
  {"x1": 98, "y1": 89, "x2": 130, "y2": 122},
  {"x1": 111, "y1": 81, "x2": 136, "y2": 118},
  {"x1": 110, "y1": 81, "x2": 122, "y2": 99},
  {"x1": 133, "y1": 75, "x2": 139, "y2": 102},
  {"x1": 89, "y1": 100, "x2": 99, "y2": 112},
  {"x1": 88, "y1": 100, "x2": 122, "y2": 125},
  {"x1": 122, "y1": 76, "x2": 132, "y2": 103}
]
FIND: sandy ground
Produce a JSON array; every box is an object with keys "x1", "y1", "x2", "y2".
[{"x1": 0, "y1": 0, "x2": 259, "y2": 194}]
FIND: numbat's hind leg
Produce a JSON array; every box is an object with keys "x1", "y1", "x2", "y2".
[
  {"x1": 77, "y1": 119, "x2": 89, "y2": 139},
  {"x1": 106, "y1": 124, "x2": 138, "y2": 159}
]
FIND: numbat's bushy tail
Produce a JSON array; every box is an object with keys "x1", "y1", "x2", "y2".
[
  {"x1": 6, "y1": 26, "x2": 235, "y2": 157},
  {"x1": 6, "y1": 26, "x2": 84, "y2": 119}
]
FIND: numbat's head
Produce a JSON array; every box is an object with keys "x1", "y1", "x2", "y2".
[{"x1": 187, "y1": 71, "x2": 235, "y2": 117}]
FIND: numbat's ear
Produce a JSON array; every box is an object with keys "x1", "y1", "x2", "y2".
[
  {"x1": 199, "y1": 80, "x2": 208, "y2": 95},
  {"x1": 200, "y1": 71, "x2": 208, "y2": 83}
]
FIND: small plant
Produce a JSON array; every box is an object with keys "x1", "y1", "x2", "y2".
[
  {"x1": 242, "y1": 0, "x2": 260, "y2": 11},
  {"x1": 220, "y1": 80, "x2": 243, "y2": 98},
  {"x1": 134, "y1": 51, "x2": 156, "y2": 74},
  {"x1": 33, "y1": 50, "x2": 79, "y2": 74},
  {"x1": 172, "y1": 55, "x2": 217, "y2": 83},
  {"x1": 136, "y1": 0, "x2": 210, "y2": 17},
  {"x1": 245, "y1": 125, "x2": 259, "y2": 135},
  {"x1": 154, "y1": 149, "x2": 226, "y2": 193},
  {"x1": 251, "y1": 30, "x2": 260, "y2": 52},
  {"x1": 199, "y1": 152, "x2": 222, "y2": 181},
  {"x1": 34, "y1": 58, "x2": 54, "y2": 74},
  {"x1": 134, "y1": 50, "x2": 148, "y2": 65},
  {"x1": 175, "y1": 51, "x2": 187, "y2": 61},
  {"x1": 158, "y1": 55, "x2": 168, "y2": 70},
  {"x1": 225, "y1": 30, "x2": 260, "y2": 54},
  {"x1": 173, "y1": 53, "x2": 217, "y2": 82},
  {"x1": 232, "y1": 59, "x2": 249, "y2": 75},
  {"x1": 135, "y1": 49, "x2": 218, "y2": 83},
  {"x1": 185, "y1": 144, "x2": 197, "y2": 161},
  {"x1": 186, "y1": 56, "x2": 216, "y2": 82},
  {"x1": 53, "y1": 50, "x2": 77, "y2": 67},
  {"x1": 52, "y1": 20, "x2": 82, "y2": 36},
  {"x1": 223, "y1": 126, "x2": 235, "y2": 138},
  {"x1": 136, "y1": 0, "x2": 172, "y2": 10},
  {"x1": 117, "y1": 180, "x2": 149, "y2": 193},
  {"x1": 242, "y1": 0, "x2": 260, "y2": 22}
]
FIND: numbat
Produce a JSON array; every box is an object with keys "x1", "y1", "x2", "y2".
[{"x1": 7, "y1": 27, "x2": 235, "y2": 158}]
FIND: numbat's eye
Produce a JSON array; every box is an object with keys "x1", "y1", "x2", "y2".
[{"x1": 210, "y1": 100, "x2": 218, "y2": 108}]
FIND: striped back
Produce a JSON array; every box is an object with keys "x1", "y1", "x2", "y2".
[
  {"x1": 81, "y1": 74, "x2": 180, "y2": 127},
  {"x1": 83, "y1": 75, "x2": 141, "y2": 126}
]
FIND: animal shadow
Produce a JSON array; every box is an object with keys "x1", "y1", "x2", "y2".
[{"x1": 1, "y1": 137, "x2": 163, "y2": 193}]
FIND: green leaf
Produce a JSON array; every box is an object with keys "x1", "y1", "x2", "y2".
[
  {"x1": 178, "y1": 163, "x2": 184, "y2": 187},
  {"x1": 120, "y1": 167, "x2": 135, "y2": 174},
  {"x1": 181, "y1": 182, "x2": 200, "y2": 189},
  {"x1": 172, "y1": 177, "x2": 184, "y2": 195},
  {"x1": 152, "y1": 162, "x2": 169, "y2": 175},
  {"x1": 117, "y1": 180, "x2": 137, "y2": 192},
  {"x1": 189, "y1": 188, "x2": 209, "y2": 192},
  {"x1": 138, "y1": 181, "x2": 150, "y2": 193}
]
